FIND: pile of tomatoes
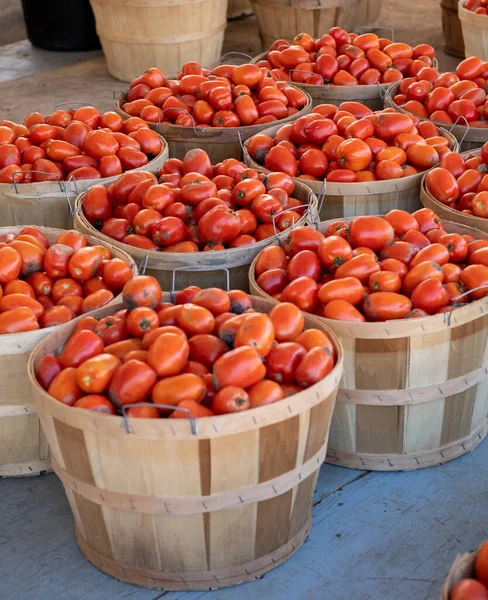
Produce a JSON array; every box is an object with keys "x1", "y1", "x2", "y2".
[
  {"x1": 0, "y1": 106, "x2": 163, "y2": 185},
  {"x1": 247, "y1": 103, "x2": 449, "y2": 182},
  {"x1": 36, "y1": 275, "x2": 337, "y2": 418},
  {"x1": 463, "y1": 0, "x2": 488, "y2": 14},
  {"x1": 253, "y1": 209, "x2": 488, "y2": 321},
  {"x1": 82, "y1": 149, "x2": 308, "y2": 252},
  {"x1": 121, "y1": 64, "x2": 308, "y2": 128},
  {"x1": 0, "y1": 227, "x2": 133, "y2": 334},
  {"x1": 255, "y1": 28, "x2": 435, "y2": 87},
  {"x1": 426, "y1": 144, "x2": 488, "y2": 218},
  {"x1": 392, "y1": 56, "x2": 488, "y2": 127},
  {"x1": 449, "y1": 541, "x2": 488, "y2": 600}
]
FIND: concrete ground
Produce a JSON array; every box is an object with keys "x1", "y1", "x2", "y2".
[{"x1": 0, "y1": 2, "x2": 484, "y2": 600}]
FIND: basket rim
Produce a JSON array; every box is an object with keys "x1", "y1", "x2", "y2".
[
  {"x1": 251, "y1": 50, "x2": 392, "y2": 94},
  {"x1": 385, "y1": 80, "x2": 488, "y2": 139},
  {"x1": 0, "y1": 225, "x2": 136, "y2": 343},
  {"x1": 420, "y1": 147, "x2": 488, "y2": 230},
  {"x1": 243, "y1": 122, "x2": 458, "y2": 194},
  {"x1": 0, "y1": 133, "x2": 168, "y2": 193},
  {"x1": 28, "y1": 296, "x2": 344, "y2": 439},
  {"x1": 115, "y1": 85, "x2": 313, "y2": 137},
  {"x1": 73, "y1": 179, "x2": 318, "y2": 264},
  {"x1": 249, "y1": 216, "x2": 488, "y2": 339}
]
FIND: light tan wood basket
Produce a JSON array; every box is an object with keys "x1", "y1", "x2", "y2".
[
  {"x1": 227, "y1": 0, "x2": 253, "y2": 18},
  {"x1": 441, "y1": 550, "x2": 477, "y2": 599},
  {"x1": 243, "y1": 123, "x2": 457, "y2": 220},
  {"x1": 0, "y1": 134, "x2": 168, "y2": 230},
  {"x1": 115, "y1": 88, "x2": 312, "y2": 162},
  {"x1": 249, "y1": 0, "x2": 383, "y2": 50},
  {"x1": 441, "y1": 0, "x2": 465, "y2": 58},
  {"x1": 28, "y1": 296, "x2": 343, "y2": 590},
  {"x1": 89, "y1": 0, "x2": 227, "y2": 82},
  {"x1": 0, "y1": 226, "x2": 136, "y2": 478},
  {"x1": 252, "y1": 51, "x2": 389, "y2": 110},
  {"x1": 420, "y1": 149, "x2": 488, "y2": 233},
  {"x1": 459, "y1": 0, "x2": 488, "y2": 60},
  {"x1": 249, "y1": 218, "x2": 488, "y2": 471},
  {"x1": 73, "y1": 180, "x2": 317, "y2": 292},
  {"x1": 385, "y1": 81, "x2": 487, "y2": 152}
]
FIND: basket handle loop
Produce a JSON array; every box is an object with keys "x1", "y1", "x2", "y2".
[
  {"x1": 157, "y1": 108, "x2": 206, "y2": 137},
  {"x1": 53, "y1": 101, "x2": 95, "y2": 110},
  {"x1": 120, "y1": 403, "x2": 199, "y2": 435},
  {"x1": 313, "y1": 179, "x2": 327, "y2": 226},
  {"x1": 271, "y1": 203, "x2": 313, "y2": 244},
  {"x1": 113, "y1": 89, "x2": 128, "y2": 100},
  {"x1": 355, "y1": 26, "x2": 395, "y2": 42},
  {"x1": 218, "y1": 51, "x2": 253, "y2": 64},
  {"x1": 11, "y1": 170, "x2": 64, "y2": 194},
  {"x1": 171, "y1": 265, "x2": 230, "y2": 295},
  {"x1": 449, "y1": 116, "x2": 470, "y2": 147},
  {"x1": 443, "y1": 286, "x2": 488, "y2": 326}
]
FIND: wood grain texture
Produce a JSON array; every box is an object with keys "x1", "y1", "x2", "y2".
[{"x1": 90, "y1": 0, "x2": 227, "y2": 81}]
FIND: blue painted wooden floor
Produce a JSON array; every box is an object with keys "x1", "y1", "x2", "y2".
[{"x1": 1, "y1": 440, "x2": 487, "y2": 600}]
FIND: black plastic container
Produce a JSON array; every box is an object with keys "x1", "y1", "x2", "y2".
[{"x1": 21, "y1": 0, "x2": 101, "y2": 52}]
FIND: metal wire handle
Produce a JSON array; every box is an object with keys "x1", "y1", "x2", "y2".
[
  {"x1": 53, "y1": 101, "x2": 95, "y2": 110},
  {"x1": 218, "y1": 52, "x2": 253, "y2": 64},
  {"x1": 443, "y1": 285, "x2": 488, "y2": 327},
  {"x1": 271, "y1": 203, "x2": 313, "y2": 243},
  {"x1": 355, "y1": 26, "x2": 395, "y2": 42},
  {"x1": 120, "y1": 403, "x2": 198, "y2": 435},
  {"x1": 138, "y1": 253, "x2": 149, "y2": 276},
  {"x1": 11, "y1": 170, "x2": 63, "y2": 193},
  {"x1": 157, "y1": 108, "x2": 206, "y2": 137},
  {"x1": 11, "y1": 170, "x2": 75, "y2": 214},
  {"x1": 171, "y1": 265, "x2": 230, "y2": 294},
  {"x1": 449, "y1": 115, "x2": 470, "y2": 147},
  {"x1": 314, "y1": 180, "x2": 327, "y2": 226},
  {"x1": 113, "y1": 90, "x2": 128, "y2": 100}
]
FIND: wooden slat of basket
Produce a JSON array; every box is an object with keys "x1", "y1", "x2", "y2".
[
  {"x1": 90, "y1": 0, "x2": 227, "y2": 81},
  {"x1": 441, "y1": 0, "x2": 465, "y2": 58}
]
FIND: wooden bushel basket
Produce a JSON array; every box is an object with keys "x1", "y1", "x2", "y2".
[
  {"x1": 459, "y1": 0, "x2": 488, "y2": 61},
  {"x1": 441, "y1": 551, "x2": 477, "y2": 599},
  {"x1": 0, "y1": 135, "x2": 168, "y2": 230},
  {"x1": 251, "y1": 52, "x2": 389, "y2": 110},
  {"x1": 421, "y1": 149, "x2": 488, "y2": 233},
  {"x1": 28, "y1": 297, "x2": 343, "y2": 590},
  {"x1": 73, "y1": 180, "x2": 317, "y2": 292},
  {"x1": 441, "y1": 0, "x2": 465, "y2": 58},
  {"x1": 115, "y1": 88, "x2": 313, "y2": 163},
  {"x1": 89, "y1": 0, "x2": 227, "y2": 82},
  {"x1": 243, "y1": 123, "x2": 457, "y2": 221},
  {"x1": 0, "y1": 227, "x2": 136, "y2": 478},
  {"x1": 249, "y1": 218, "x2": 488, "y2": 471},
  {"x1": 385, "y1": 81, "x2": 486, "y2": 152}
]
